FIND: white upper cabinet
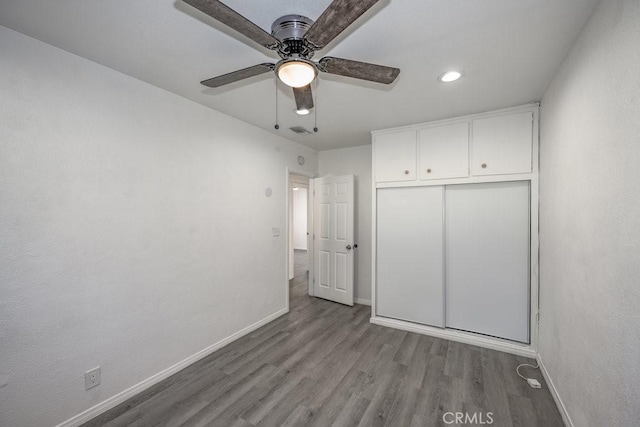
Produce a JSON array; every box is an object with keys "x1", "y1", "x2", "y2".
[
  {"x1": 471, "y1": 111, "x2": 533, "y2": 176},
  {"x1": 373, "y1": 130, "x2": 416, "y2": 182},
  {"x1": 373, "y1": 105, "x2": 537, "y2": 184},
  {"x1": 418, "y1": 122, "x2": 469, "y2": 180}
]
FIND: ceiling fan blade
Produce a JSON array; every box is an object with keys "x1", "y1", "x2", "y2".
[
  {"x1": 201, "y1": 63, "x2": 275, "y2": 88},
  {"x1": 319, "y1": 57, "x2": 400, "y2": 84},
  {"x1": 293, "y1": 85, "x2": 314, "y2": 111},
  {"x1": 304, "y1": 0, "x2": 380, "y2": 49},
  {"x1": 183, "y1": 0, "x2": 281, "y2": 50}
]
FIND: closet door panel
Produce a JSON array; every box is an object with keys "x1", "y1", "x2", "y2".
[
  {"x1": 445, "y1": 181, "x2": 530, "y2": 343},
  {"x1": 376, "y1": 187, "x2": 444, "y2": 327}
]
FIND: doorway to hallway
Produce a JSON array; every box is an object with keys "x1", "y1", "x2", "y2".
[{"x1": 288, "y1": 172, "x2": 311, "y2": 307}]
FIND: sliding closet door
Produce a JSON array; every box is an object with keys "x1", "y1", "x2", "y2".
[
  {"x1": 445, "y1": 181, "x2": 530, "y2": 343},
  {"x1": 377, "y1": 187, "x2": 444, "y2": 327}
]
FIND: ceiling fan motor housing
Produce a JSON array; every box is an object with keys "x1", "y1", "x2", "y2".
[
  {"x1": 271, "y1": 15, "x2": 313, "y2": 41},
  {"x1": 271, "y1": 15, "x2": 315, "y2": 58}
]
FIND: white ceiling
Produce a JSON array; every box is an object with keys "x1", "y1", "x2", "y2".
[{"x1": 0, "y1": 0, "x2": 599, "y2": 151}]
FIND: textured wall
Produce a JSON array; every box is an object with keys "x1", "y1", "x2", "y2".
[
  {"x1": 318, "y1": 145, "x2": 373, "y2": 304},
  {"x1": 0, "y1": 26, "x2": 316, "y2": 427},
  {"x1": 539, "y1": 0, "x2": 640, "y2": 425}
]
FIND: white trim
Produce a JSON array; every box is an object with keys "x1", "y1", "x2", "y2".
[
  {"x1": 371, "y1": 142, "x2": 378, "y2": 317},
  {"x1": 56, "y1": 308, "x2": 289, "y2": 427},
  {"x1": 375, "y1": 173, "x2": 533, "y2": 188},
  {"x1": 529, "y1": 105, "x2": 540, "y2": 350},
  {"x1": 370, "y1": 316, "x2": 536, "y2": 358},
  {"x1": 537, "y1": 354, "x2": 573, "y2": 427},
  {"x1": 355, "y1": 298, "x2": 371, "y2": 306}
]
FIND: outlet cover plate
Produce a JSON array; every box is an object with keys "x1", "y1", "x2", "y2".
[{"x1": 85, "y1": 366, "x2": 101, "y2": 390}]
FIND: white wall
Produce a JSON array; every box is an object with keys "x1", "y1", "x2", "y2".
[
  {"x1": 318, "y1": 145, "x2": 372, "y2": 305},
  {"x1": 539, "y1": 1, "x2": 640, "y2": 425},
  {"x1": 0, "y1": 26, "x2": 317, "y2": 427},
  {"x1": 292, "y1": 188, "x2": 307, "y2": 250}
]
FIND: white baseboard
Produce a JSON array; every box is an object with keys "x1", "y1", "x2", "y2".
[
  {"x1": 537, "y1": 354, "x2": 573, "y2": 427},
  {"x1": 370, "y1": 316, "x2": 536, "y2": 358},
  {"x1": 355, "y1": 298, "x2": 371, "y2": 306},
  {"x1": 57, "y1": 307, "x2": 289, "y2": 427}
]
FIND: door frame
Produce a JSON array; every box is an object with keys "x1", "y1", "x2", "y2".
[{"x1": 286, "y1": 168, "x2": 315, "y2": 312}]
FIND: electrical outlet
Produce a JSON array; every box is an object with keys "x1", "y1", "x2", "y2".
[{"x1": 85, "y1": 367, "x2": 101, "y2": 390}]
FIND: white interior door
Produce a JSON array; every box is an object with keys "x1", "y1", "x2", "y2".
[
  {"x1": 312, "y1": 175, "x2": 355, "y2": 306},
  {"x1": 445, "y1": 181, "x2": 530, "y2": 343},
  {"x1": 376, "y1": 187, "x2": 445, "y2": 327}
]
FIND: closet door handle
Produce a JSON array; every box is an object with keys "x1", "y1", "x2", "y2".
[{"x1": 346, "y1": 245, "x2": 352, "y2": 250}]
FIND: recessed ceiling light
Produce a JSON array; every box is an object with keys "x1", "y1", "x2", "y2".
[
  {"x1": 295, "y1": 108, "x2": 311, "y2": 116},
  {"x1": 439, "y1": 70, "x2": 462, "y2": 83}
]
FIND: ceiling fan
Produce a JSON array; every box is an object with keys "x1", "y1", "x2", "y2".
[{"x1": 182, "y1": 0, "x2": 400, "y2": 114}]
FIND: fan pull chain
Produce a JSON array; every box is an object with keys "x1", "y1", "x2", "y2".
[
  {"x1": 274, "y1": 79, "x2": 280, "y2": 130},
  {"x1": 313, "y1": 79, "x2": 318, "y2": 133}
]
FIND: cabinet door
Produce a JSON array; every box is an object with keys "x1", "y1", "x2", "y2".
[
  {"x1": 418, "y1": 122, "x2": 469, "y2": 180},
  {"x1": 376, "y1": 187, "x2": 444, "y2": 327},
  {"x1": 373, "y1": 130, "x2": 416, "y2": 182},
  {"x1": 445, "y1": 181, "x2": 530, "y2": 343},
  {"x1": 471, "y1": 112, "x2": 533, "y2": 176}
]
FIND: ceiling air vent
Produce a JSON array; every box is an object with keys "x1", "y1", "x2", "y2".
[{"x1": 289, "y1": 126, "x2": 312, "y2": 135}]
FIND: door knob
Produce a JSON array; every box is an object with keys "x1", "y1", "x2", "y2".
[{"x1": 346, "y1": 245, "x2": 352, "y2": 250}]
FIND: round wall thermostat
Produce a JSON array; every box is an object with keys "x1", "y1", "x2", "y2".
[
  {"x1": 298, "y1": 155, "x2": 305, "y2": 165},
  {"x1": 265, "y1": 187, "x2": 272, "y2": 197}
]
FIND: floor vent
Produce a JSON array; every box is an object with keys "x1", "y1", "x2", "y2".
[{"x1": 289, "y1": 126, "x2": 312, "y2": 135}]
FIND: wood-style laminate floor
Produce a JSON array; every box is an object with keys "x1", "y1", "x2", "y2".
[{"x1": 83, "y1": 250, "x2": 563, "y2": 427}]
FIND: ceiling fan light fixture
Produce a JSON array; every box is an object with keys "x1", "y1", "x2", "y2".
[
  {"x1": 295, "y1": 108, "x2": 311, "y2": 115},
  {"x1": 277, "y1": 60, "x2": 317, "y2": 88},
  {"x1": 439, "y1": 70, "x2": 463, "y2": 83}
]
